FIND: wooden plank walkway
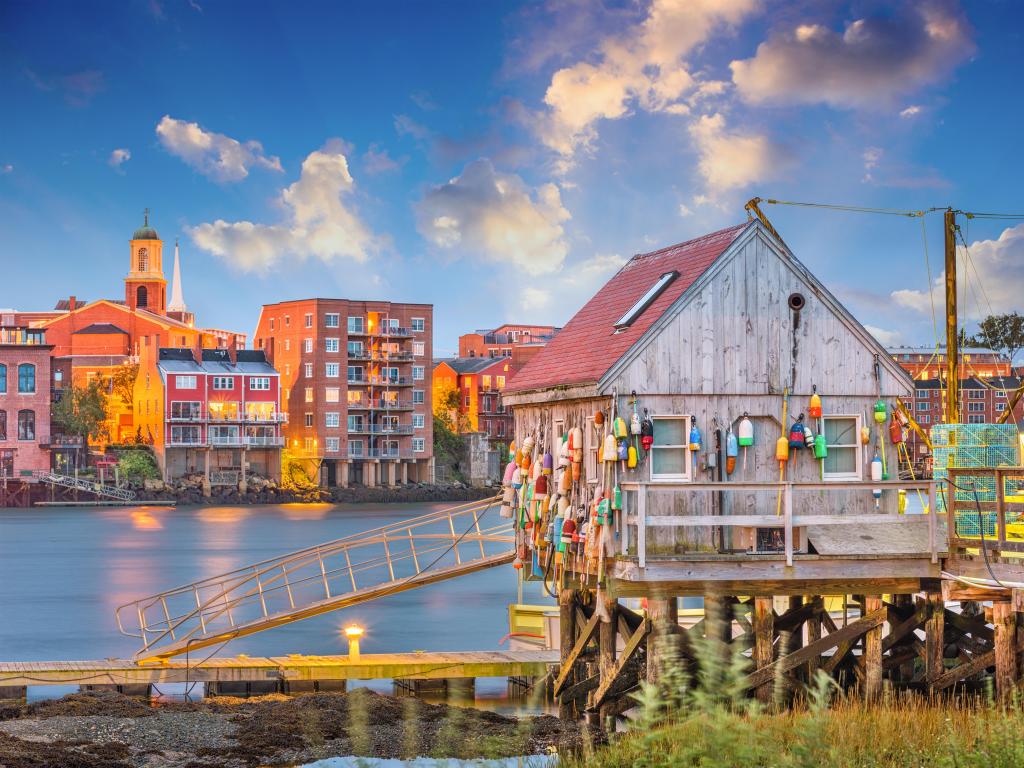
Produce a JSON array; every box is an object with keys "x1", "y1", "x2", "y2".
[{"x1": 0, "y1": 650, "x2": 559, "y2": 687}]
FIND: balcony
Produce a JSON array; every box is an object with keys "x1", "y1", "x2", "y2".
[
  {"x1": 168, "y1": 411, "x2": 287, "y2": 424},
  {"x1": 373, "y1": 326, "x2": 412, "y2": 338},
  {"x1": 367, "y1": 449, "x2": 418, "y2": 459},
  {"x1": 167, "y1": 439, "x2": 206, "y2": 447},
  {"x1": 244, "y1": 436, "x2": 285, "y2": 447},
  {"x1": 346, "y1": 423, "x2": 414, "y2": 435},
  {"x1": 209, "y1": 434, "x2": 245, "y2": 447},
  {"x1": 348, "y1": 350, "x2": 414, "y2": 362},
  {"x1": 347, "y1": 399, "x2": 414, "y2": 411},
  {"x1": 169, "y1": 412, "x2": 205, "y2": 423},
  {"x1": 347, "y1": 376, "x2": 413, "y2": 387}
]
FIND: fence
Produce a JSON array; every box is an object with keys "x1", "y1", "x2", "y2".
[{"x1": 946, "y1": 466, "x2": 1024, "y2": 555}]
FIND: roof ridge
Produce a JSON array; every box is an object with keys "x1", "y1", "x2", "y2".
[{"x1": 627, "y1": 222, "x2": 747, "y2": 264}]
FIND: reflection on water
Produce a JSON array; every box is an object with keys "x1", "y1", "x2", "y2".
[{"x1": 0, "y1": 502, "x2": 550, "y2": 709}]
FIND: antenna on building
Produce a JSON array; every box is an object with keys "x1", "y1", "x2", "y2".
[{"x1": 168, "y1": 238, "x2": 187, "y2": 313}]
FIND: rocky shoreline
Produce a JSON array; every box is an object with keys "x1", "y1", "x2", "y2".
[{"x1": 0, "y1": 690, "x2": 583, "y2": 767}]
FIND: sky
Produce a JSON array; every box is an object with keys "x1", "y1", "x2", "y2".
[{"x1": 2, "y1": 0, "x2": 1023, "y2": 356}]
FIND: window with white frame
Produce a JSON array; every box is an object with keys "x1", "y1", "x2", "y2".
[
  {"x1": 303, "y1": 338, "x2": 313, "y2": 353},
  {"x1": 413, "y1": 437, "x2": 425, "y2": 452},
  {"x1": 650, "y1": 415, "x2": 691, "y2": 481},
  {"x1": 347, "y1": 366, "x2": 363, "y2": 382},
  {"x1": 822, "y1": 415, "x2": 862, "y2": 481},
  {"x1": 412, "y1": 389, "x2": 424, "y2": 404},
  {"x1": 968, "y1": 414, "x2": 985, "y2": 423},
  {"x1": 325, "y1": 363, "x2": 340, "y2": 378},
  {"x1": 916, "y1": 401, "x2": 929, "y2": 411},
  {"x1": 413, "y1": 413, "x2": 425, "y2": 429},
  {"x1": 413, "y1": 341, "x2": 425, "y2": 356},
  {"x1": 967, "y1": 389, "x2": 985, "y2": 399},
  {"x1": 347, "y1": 316, "x2": 364, "y2": 334},
  {"x1": 554, "y1": 420, "x2": 564, "y2": 440},
  {"x1": 304, "y1": 362, "x2": 313, "y2": 378},
  {"x1": 176, "y1": 375, "x2": 197, "y2": 389},
  {"x1": 305, "y1": 413, "x2": 313, "y2": 427},
  {"x1": 997, "y1": 402, "x2": 1006, "y2": 412},
  {"x1": 304, "y1": 313, "x2": 313, "y2": 328},
  {"x1": 212, "y1": 376, "x2": 234, "y2": 390},
  {"x1": 284, "y1": 314, "x2": 291, "y2": 327},
  {"x1": 997, "y1": 390, "x2": 1007, "y2": 398},
  {"x1": 284, "y1": 339, "x2": 290, "y2": 351},
  {"x1": 411, "y1": 317, "x2": 425, "y2": 332},
  {"x1": 347, "y1": 341, "x2": 363, "y2": 356},
  {"x1": 325, "y1": 387, "x2": 340, "y2": 402},
  {"x1": 968, "y1": 401, "x2": 985, "y2": 412},
  {"x1": 326, "y1": 338, "x2": 340, "y2": 353},
  {"x1": 303, "y1": 437, "x2": 314, "y2": 452},
  {"x1": 304, "y1": 387, "x2": 313, "y2": 403},
  {"x1": 348, "y1": 414, "x2": 364, "y2": 431},
  {"x1": 325, "y1": 313, "x2": 340, "y2": 328},
  {"x1": 325, "y1": 437, "x2": 340, "y2": 453},
  {"x1": 325, "y1": 412, "x2": 340, "y2": 428},
  {"x1": 249, "y1": 377, "x2": 270, "y2": 390},
  {"x1": 412, "y1": 365, "x2": 425, "y2": 380},
  {"x1": 919, "y1": 414, "x2": 931, "y2": 424},
  {"x1": 171, "y1": 401, "x2": 201, "y2": 419},
  {"x1": 348, "y1": 440, "x2": 364, "y2": 457}
]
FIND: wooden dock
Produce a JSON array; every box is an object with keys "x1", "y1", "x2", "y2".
[{"x1": 0, "y1": 650, "x2": 558, "y2": 688}]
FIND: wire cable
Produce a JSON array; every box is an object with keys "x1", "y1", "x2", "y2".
[
  {"x1": 944, "y1": 476, "x2": 1007, "y2": 589},
  {"x1": 761, "y1": 198, "x2": 932, "y2": 218}
]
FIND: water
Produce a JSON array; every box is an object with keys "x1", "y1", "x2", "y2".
[{"x1": 0, "y1": 502, "x2": 550, "y2": 708}]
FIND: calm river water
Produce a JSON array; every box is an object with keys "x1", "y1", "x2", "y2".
[{"x1": 0, "y1": 502, "x2": 548, "y2": 706}]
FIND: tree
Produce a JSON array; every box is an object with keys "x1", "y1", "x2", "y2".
[
  {"x1": 52, "y1": 379, "x2": 109, "y2": 445},
  {"x1": 432, "y1": 415, "x2": 466, "y2": 482},
  {"x1": 970, "y1": 312, "x2": 1024, "y2": 367},
  {"x1": 433, "y1": 380, "x2": 470, "y2": 433},
  {"x1": 111, "y1": 363, "x2": 139, "y2": 410},
  {"x1": 118, "y1": 449, "x2": 159, "y2": 483}
]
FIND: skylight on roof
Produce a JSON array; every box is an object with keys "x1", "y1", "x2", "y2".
[{"x1": 614, "y1": 271, "x2": 678, "y2": 330}]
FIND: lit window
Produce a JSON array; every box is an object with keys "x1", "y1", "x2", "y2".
[
  {"x1": 348, "y1": 390, "x2": 363, "y2": 405},
  {"x1": 305, "y1": 387, "x2": 313, "y2": 403},
  {"x1": 413, "y1": 341, "x2": 425, "y2": 356},
  {"x1": 482, "y1": 375, "x2": 491, "y2": 389},
  {"x1": 650, "y1": 415, "x2": 692, "y2": 482},
  {"x1": 176, "y1": 375, "x2": 197, "y2": 390},
  {"x1": 324, "y1": 313, "x2": 340, "y2": 328},
  {"x1": 284, "y1": 339, "x2": 291, "y2": 352},
  {"x1": 496, "y1": 376, "x2": 505, "y2": 388},
  {"x1": 823, "y1": 415, "x2": 862, "y2": 481},
  {"x1": 325, "y1": 387, "x2": 340, "y2": 403},
  {"x1": 303, "y1": 437, "x2": 315, "y2": 452},
  {"x1": 615, "y1": 271, "x2": 678, "y2": 330}
]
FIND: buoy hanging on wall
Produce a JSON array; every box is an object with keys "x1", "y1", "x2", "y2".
[{"x1": 726, "y1": 429, "x2": 738, "y2": 475}]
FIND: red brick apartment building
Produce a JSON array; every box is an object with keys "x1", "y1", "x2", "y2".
[
  {"x1": 253, "y1": 300, "x2": 433, "y2": 487},
  {"x1": 888, "y1": 346, "x2": 1011, "y2": 380},
  {"x1": 0, "y1": 322, "x2": 52, "y2": 479},
  {"x1": 458, "y1": 324, "x2": 560, "y2": 363}
]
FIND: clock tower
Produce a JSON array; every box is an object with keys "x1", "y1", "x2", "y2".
[{"x1": 125, "y1": 209, "x2": 167, "y2": 315}]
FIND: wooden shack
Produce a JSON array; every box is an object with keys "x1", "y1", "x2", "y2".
[{"x1": 503, "y1": 219, "x2": 1022, "y2": 724}]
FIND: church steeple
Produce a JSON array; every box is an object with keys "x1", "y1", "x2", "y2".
[
  {"x1": 168, "y1": 239, "x2": 187, "y2": 313},
  {"x1": 126, "y1": 209, "x2": 167, "y2": 314}
]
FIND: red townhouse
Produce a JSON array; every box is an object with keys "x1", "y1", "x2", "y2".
[
  {"x1": 0, "y1": 320, "x2": 52, "y2": 480},
  {"x1": 135, "y1": 345, "x2": 284, "y2": 485}
]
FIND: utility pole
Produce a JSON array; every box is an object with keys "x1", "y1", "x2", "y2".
[{"x1": 944, "y1": 208, "x2": 959, "y2": 424}]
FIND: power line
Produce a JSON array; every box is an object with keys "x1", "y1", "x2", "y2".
[{"x1": 761, "y1": 198, "x2": 934, "y2": 218}]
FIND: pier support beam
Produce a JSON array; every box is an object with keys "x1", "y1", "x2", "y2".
[
  {"x1": 993, "y1": 601, "x2": 1017, "y2": 701},
  {"x1": 558, "y1": 588, "x2": 577, "y2": 719},
  {"x1": 597, "y1": 596, "x2": 618, "y2": 728},
  {"x1": 925, "y1": 591, "x2": 945, "y2": 687},
  {"x1": 646, "y1": 596, "x2": 678, "y2": 686},
  {"x1": 753, "y1": 596, "x2": 774, "y2": 704},
  {"x1": 863, "y1": 595, "x2": 883, "y2": 703}
]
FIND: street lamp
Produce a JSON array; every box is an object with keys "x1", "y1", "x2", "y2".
[{"x1": 344, "y1": 625, "x2": 364, "y2": 661}]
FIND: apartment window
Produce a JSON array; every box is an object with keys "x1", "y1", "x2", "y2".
[
  {"x1": 305, "y1": 387, "x2": 313, "y2": 403},
  {"x1": 0, "y1": 364, "x2": 5, "y2": 393},
  {"x1": 170, "y1": 425, "x2": 200, "y2": 445},
  {"x1": 650, "y1": 415, "x2": 692, "y2": 482},
  {"x1": 919, "y1": 414, "x2": 931, "y2": 424},
  {"x1": 413, "y1": 437, "x2": 425, "y2": 452},
  {"x1": 303, "y1": 437, "x2": 315, "y2": 452},
  {"x1": 249, "y1": 377, "x2": 271, "y2": 390},
  {"x1": 209, "y1": 425, "x2": 240, "y2": 445},
  {"x1": 269, "y1": 319, "x2": 275, "y2": 331},
  {"x1": 967, "y1": 389, "x2": 985, "y2": 399},
  {"x1": 171, "y1": 401, "x2": 202, "y2": 419},
  {"x1": 325, "y1": 313, "x2": 340, "y2": 328},
  {"x1": 176, "y1": 375, "x2": 197, "y2": 390},
  {"x1": 304, "y1": 338, "x2": 313, "y2": 354},
  {"x1": 284, "y1": 314, "x2": 291, "y2": 327},
  {"x1": 326, "y1": 412, "x2": 340, "y2": 428},
  {"x1": 348, "y1": 440, "x2": 364, "y2": 458},
  {"x1": 0, "y1": 410, "x2": 5, "y2": 440},
  {"x1": 304, "y1": 363, "x2": 313, "y2": 378},
  {"x1": 413, "y1": 414, "x2": 425, "y2": 429},
  {"x1": 16, "y1": 410, "x2": 35, "y2": 440},
  {"x1": 823, "y1": 415, "x2": 862, "y2": 481},
  {"x1": 412, "y1": 390, "x2": 424, "y2": 405},
  {"x1": 484, "y1": 419, "x2": 492, "y2": 434},
  {"x1": 968, "y1": 402, "x2": 985, "y2": 412},
  {"x1": 997, "y1": 390, "x2": 1008, "y2": 399},
  {"x1": 411, "y1": 317, "x2": 425, "y2": 332},
  {"x1": 997, "y1": 403, "x2": 1007, "y2": 412},
  {"x1": 325, "y1": 387, "x2": 340, "y2": 403},
  {"x1": 348, "y1": 390, "x2": 363, "y2": 405},
  {"x1": 916, "y1": 401, "x2": 929, "y2": 411},
  {"x1": 326, "y1": 338, "x2": 340, "y2": 353},
  {"x1": 347, "y1": 341, "x2": 363, "y2": 356},
  {"x1": 284, "y1": 339, "x2": 291, "y2": 352},
  {"x1": 413, "y1": 366, "x2": 425, "y2": 380},
  {"x1": 464, "y1": 395, "x2": 471, "y2": 407},
  {"x1": 413, "y1": 341, "x2": 425, "y2": 357},
  {"x1": 497, "y1": 421, "x2": 505, "y2": 437},
  {"x1": 382, "y1": 415, "x2": 399, "y2": 432},
  {"x1": 212, "y1": 376, "x2": 234, "y2": 390},
  {"x1": 304, "y1": 413, "x2": 313, "y2": 427},
  {"x1": 348, "y1": 415, "x2": 364, "y2": 431},
  {"x1": 968, "y1": 414, "x2": 985, "y2": 423},
  {"x1": 325, "y1": 437, "x2": 340, "y2": 453},
  {"x1": 347, "y1": 366, "x2": 363, "y2": 382},
  {"x1": 304, "y1": 313, "x2": 313, "y2": 328},
  {"x1": 482, "y1": 375, "x2": 491, "y2": 389},
  {"x1": 284, "y1": 364, "x2": 290, "y2": 377},
  {"x1": 496, "y1": 376, "x2": 506, "y2": 388},
  {"x1": 15, "y1": 364, "x2": 35, "y2": 394},
  {"x1": 325, "y1": 363, "x2": 340, "y2": 378},
  {"x1": 347, "y1": 316, "x2": 364, "y2": 334}
]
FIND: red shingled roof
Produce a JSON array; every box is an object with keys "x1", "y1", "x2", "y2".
[{"x1": 507, "y1": 223, "x2": 749, "y2": 393}]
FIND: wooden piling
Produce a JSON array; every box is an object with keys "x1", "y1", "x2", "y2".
[
  {"x1": 805, "y1": 597, "x2": 822, "y2": 680},
  {"x1": 992, "y1": 601, "x2": 1017, "y2": 702},
  {"x1": 753, "y1": 596, "x2": 774, "y2": 703},
  {"x1": 863, "y1": 595, "x2": 883, "y2": 702},
  {"x1": 925, "y1": 591, "x2": 945, "y2": 687},
  {"x1": 558, "y1": 588, "x2": 577, "y2": 719},
  {"x1": 646, "y1": 596, "x2": 678, "y2": 686},
  {"x1": 597, "y1": 596, "x2": 618, "y2": 728}
]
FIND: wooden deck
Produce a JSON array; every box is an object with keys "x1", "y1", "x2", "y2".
[{"x1": 0, "y1": 650, "x2": 559, "y2": 687}]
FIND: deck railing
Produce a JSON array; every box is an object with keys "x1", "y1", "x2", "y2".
[
  {"x1": 621, "y1": 479, "x2": 940, "y2": 568},
  {"x1": 945, "y1": 467, "x2": 1024, "y2": 556}
]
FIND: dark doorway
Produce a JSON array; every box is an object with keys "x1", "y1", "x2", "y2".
[{"x1": 325, "y1": 460, "x2": 337, "y2": 487}]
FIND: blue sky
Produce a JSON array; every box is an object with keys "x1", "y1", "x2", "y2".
[{"x1": 2, "y1": 0, "x2": 1023, "y2": 355}]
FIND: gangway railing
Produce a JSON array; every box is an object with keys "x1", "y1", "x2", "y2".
[
  {"x1": 116, "y1": 496, "x2": 510, "y2": 661},
  {"x1": 37, "y1": 472, "x2": 136, "y2": 502}
]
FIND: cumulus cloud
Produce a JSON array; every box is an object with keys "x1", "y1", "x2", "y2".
[
  {"x1": 864, "y1": 324, "x2": 902, "y2": 346},
  {"x1": 415, "y1": 158, "x2": 570, "y2": 275},
  {"x1": 535, "y1": 0, "x2": 758, "y2": 167},
  {"x1": 730, "y1": 4, "x2": 974, "y2": 109},
  {"x1": 900, "y1": 105, "x2": 923, "y2": 118},
  {"x1": 362, "y1": 145, "x2": 404, "y2": 175},
  {"x1": 892, "y1": 224, "x2": 1024, "y2": 319},
  {"x1": 678, "y1": 203, "x2": 693, "y2": 217},
  {"x1": 156, "y1": 115, "x2": 283, "y2": 183},
  {"x1": 188, "y1": 142, "x2": 376, "y2": 272},
  {"x1": 688, "y1": 113, "x2": 781, "y2": 195},
  {"x1": 109, "y1": 148, "x2": 131, "y2": 168}
]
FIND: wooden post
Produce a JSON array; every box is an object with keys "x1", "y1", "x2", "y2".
[
  {"x1": 806, "y1": 597, "x2": 822, "y2": 681},
  {"x1": 925, "y1": 591, "x2": 945, "y2": 687},
  {"x1": 894, "y1": 594, "x2": 915, "y2": 683},
  {"x1": 598, "y1": 596, "x2": 618, "y2": 728},
  {"x1": 944, "y1": 208, "x2": 959, "y2": 423},
  {"x1": 754, "y1": 596, "x2": 774, "y2": 703},
  {"x1": 993, "y1": 600, "x2": 1017, "y2": 702},
  {"x1": 646, "y1": 596, "x2": 678, "y2": 686},
  {"x1": 863, "y1": 595, "x2": 883, "y2": 702},
  {"x1": 558, "y1": 589, "x2": 577, "y2": 719}
]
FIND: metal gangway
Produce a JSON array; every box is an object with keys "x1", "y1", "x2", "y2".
[
  {"x1": 116, "y1": 496, "x2": 512, "y2": 662},
  {"x1": 38, "y1": 472, "x2": 137, "y2": 502}
]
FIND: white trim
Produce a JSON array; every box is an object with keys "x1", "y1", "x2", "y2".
[
  {"x1": 821, "y1": 413, "x2": 864, "y2": 482},
  {"x1": 648, "y1": 414, "x2": 692, "y2": 483}
]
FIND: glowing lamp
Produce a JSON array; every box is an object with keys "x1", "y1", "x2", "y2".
[{"x1": 344, "y1": 625, "x2": 364, "y2": 660}]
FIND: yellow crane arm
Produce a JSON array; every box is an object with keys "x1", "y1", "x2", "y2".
[{"x1": 895, "y1": 397, "x2": 932, "y2": 450}]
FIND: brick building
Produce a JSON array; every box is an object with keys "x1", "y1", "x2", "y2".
[
  {"x1": 253, "y1": 299, "x2": 433, "y2": 487},
  {"x1": 133, "y1": 345, "x2": 284, "y2": 483},
  {"x1": 432, "y1": 357, "x2": 512, "y2": 445},
  {"x1": 458, "y1": 324, "x2": 559, "y2": 361},
  {"x1": 888, "y1": 346, "x2": 1010, "y2": 380},
  {"x1": 0, "y1": 322, "x2": 52, "y2": 479}
]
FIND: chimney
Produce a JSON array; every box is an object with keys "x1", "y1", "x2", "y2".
[
  {"x1": 227, "y1": 336, "x2": 238, "y2": 365},
  {"x1": 69, "y1": 296, "x2": 77, "y2": 311},
  {"x1": 193, "y1": 334, "x2": 204, "y2": 364}
]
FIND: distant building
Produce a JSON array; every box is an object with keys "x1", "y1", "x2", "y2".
[
  {"x1": 253, "y1": 299, "x2": 433, "y2": 487},
  {"x1": 134, "y1": 345, "x2": 284, "y2": 483},
  {"x1": 433, "y1": 356, "x2": 513, "y2": 444},
  {"x1": 458, "y1": 324, "x2": 560, "y2": 362},
  {"x1": 888, "y1": 346, "x2": 1010, "y2": 380},
  {"x1": 0, "y1": 322, "x2": 52, "y2": 479}
]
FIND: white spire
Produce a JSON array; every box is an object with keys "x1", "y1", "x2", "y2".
[{"x1": 168, "y1": 238, "x2": 187, "y2": 313}]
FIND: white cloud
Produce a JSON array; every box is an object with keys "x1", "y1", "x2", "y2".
[
  {"x1": 156, "y1": 115, "x2": 283, "y2": 183},
  {"x1": 521, "y1": 287, "x2": 552, "y2": 311},
  {"x1": 864, "y1": 324, "x2": 902, "y2": 346},
  {"x1": 415, "y1": 158, "x2": 570, "y2": 275},
  {"x1": 862, "y1": 146, "x2": 882, "y2": 182},
  {"x1": 730, "y1": 4, "x2": 974, "y2": 109},
  {"x1": 900, "y1": 105, "x2": 923, "y2": 118},
  {"x1": 394, "y1": 114, "x2": 430, "y2": 141},
  {"x1": 109, "y1": 148, "x2": 131, "y2": 168},
  {"x1": 188, "y1": 141, "x2": 377, "y2": 273},
  {"x1": 1, "y1": 164, "x2": 12, "y2": 174},
  {"x1": 688, "y1": 113, "x2": 780, "y2": 195},
  {"x1": 678, "y1": 203, "x2": 693, "y2": 217},
  {"x1": 536, "y1": 0, "x2": 758, "y2": 167},
  {"x1": 892, "y1": 224, "x2": 1024, "y2": 319},
  {"x1": 362, "y1": 145, "x2": 404, "y2": 175}
]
